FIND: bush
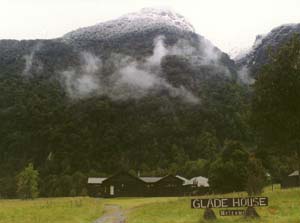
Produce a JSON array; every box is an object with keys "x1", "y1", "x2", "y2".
[
  {"x1": 16, "y1": 163, "x2": 39, "y2": 199},
  {"x1": 208, "y1": 141, "x2": 249, "y2": 193}
]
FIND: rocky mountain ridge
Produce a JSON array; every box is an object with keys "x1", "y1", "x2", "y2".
[{"x1": 237, "y1": 23, "x2": 300, "y2": 75}]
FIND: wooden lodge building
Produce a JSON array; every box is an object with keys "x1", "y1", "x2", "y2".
[
  {"x1": 87, "y1": 171, "x2": 209, "y2": 197},
  {"x1": 281, "y1": 170, "x2": 300, "y2": 188}
]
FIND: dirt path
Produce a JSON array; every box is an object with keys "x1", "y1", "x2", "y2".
[{"x1": 93, "y1": 204, "x2": 126, "y2": 223}]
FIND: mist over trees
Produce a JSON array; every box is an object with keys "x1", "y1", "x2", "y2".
[
  {"x1": 0, "y1": 74, "x2": 251, "y2": 197},
  {"x1": 0, "y1": 58, "x2": 251, "y2": 197}
]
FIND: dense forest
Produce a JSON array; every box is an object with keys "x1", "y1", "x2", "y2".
[
  {"x1": 0, "y1": 19, "x2": 299, "y2": 197},
  {"x1": 0, "y1": 65, "x2": 252, "y2": 197}
]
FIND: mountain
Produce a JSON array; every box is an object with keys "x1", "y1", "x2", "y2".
[
  {"x1": 0, "y1": 8, "x2": 250, "y2": 198},
  {"x1": 237, "y1": 23, "x2": 300, "y2": 75},
  {"x1": 64, "y1": 8, "x2": 195, "y2": 41}
]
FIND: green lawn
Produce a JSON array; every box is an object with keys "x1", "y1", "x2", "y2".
[
  {"x1": 0, "y1": 196, "x2": 177, "y2": 223},
  {"x1": 0, "y1": 186, "x2": 300, "y2": 223},
  {"x1": 0, "y1": 197, "x2": 103, "y2": 223},
  {"x1": 127, "y1": 186, "x2": 300, "y2": 223}
]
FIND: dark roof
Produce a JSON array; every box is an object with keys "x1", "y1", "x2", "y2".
[
  {"x1": 87, "y1": 173, "x2": 195, "y2": 185},
  {"x1": 101, "y1": 171, "x2": 146, "y2": 184}
]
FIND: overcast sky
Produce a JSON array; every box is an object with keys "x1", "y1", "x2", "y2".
[{"x1": 1, "y1": 0, "x2": 300, "y2": 56}]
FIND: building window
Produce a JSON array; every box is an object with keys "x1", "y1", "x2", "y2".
[{"x1": 166, "y1": 184, "x2": 177, "y2": 188}]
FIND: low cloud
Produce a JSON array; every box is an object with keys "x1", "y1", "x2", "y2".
[
  {"x1": 81, "y1": 51, "x2": 102, "y2": 74},
  {"x1": 61, "y1": 52, "x2": 102, "y2": 98},
  {"x1": 62, "y1": 70, "x2": 101, "y2": 98},
  {"x1": 20, "y1": 34, "x2": 247, "y2": 103},
  {"x1": 201, "y1": 39, "x2": 222, "y2": 65},
  {"x1": 23, "y1": 43, "x2": 43, "y2": 76},
  {"x1": 237, "y1": 66, "x2": 255, "y2": 85},
  {"x1": 115, "y1": 64, "x2": 160, "y2": 89},
  {"x1": 61, "y1": 36, "x2": 200, "y2": 104},
  {"x1": 146, "y1": 36, "x2": 168, "y2": 67}
]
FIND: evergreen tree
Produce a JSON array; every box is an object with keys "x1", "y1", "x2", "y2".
[
  {"x1": 252, "y1": 35, "x2": 300, "y2": 173},
  {"x1": 246, "y1": 155, "x2": 267, "y2": 195},
  {"x1": 208, "y1": 141, "x2": 249, "y2": 193}
]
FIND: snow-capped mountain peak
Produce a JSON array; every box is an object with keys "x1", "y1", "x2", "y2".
[
  {"x1": 63, "y1": 8, "x2": 195, "y2": 41},
  {"x1": 122, "y1": 8, "x2": 195, "y2": 32}
]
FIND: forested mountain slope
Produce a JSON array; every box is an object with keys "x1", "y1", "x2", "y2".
[{"x1": 0, "y1": 8, "x2": 251, "y2": 197}]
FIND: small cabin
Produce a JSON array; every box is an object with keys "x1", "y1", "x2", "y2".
[{"x1": 87, "y1": 171, "x2": 209, "y2": 197}]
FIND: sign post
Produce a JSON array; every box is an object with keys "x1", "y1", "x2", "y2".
[
  {"x1": 203, "y1": 208, "x2": 216, "y2": 220},
  {"x1": 191, "y1": 197, "x2": 268, "y2": 220}
]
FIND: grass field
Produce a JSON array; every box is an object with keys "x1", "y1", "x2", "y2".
[
  {"x1": 128, "y1": 186, "x2": 300, "y2": 223},
  {"x1": 0, "y1": 186, "x2": 299, "y2": 223},
  {"x1": 0, "y1": 197, "x2": 104, "y2": 223},
  {"x1": 0, "y1": 196, "x2": 178, "y2": 223}
]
